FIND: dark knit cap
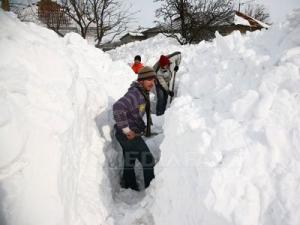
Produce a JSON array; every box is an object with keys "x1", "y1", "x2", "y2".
[
  {"x1": 159, "y1": 55, "x2": 170, "y2": 67},
  {"x1": 134, "y1": 55, "x2": 141, "y2": 61},
  {"x1": 137, "y1": 66, "x2": 156, "y2": 81}
]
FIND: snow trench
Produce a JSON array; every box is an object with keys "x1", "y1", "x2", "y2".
[
  {"x1": 95, "y1": 106, "x2": 165, "y2": 225},
  {"x1": 2, "y1": 8, "x2": 300, "y2": 225}
]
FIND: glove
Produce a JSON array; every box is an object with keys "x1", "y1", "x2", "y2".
[
  {"x1": 174, "y1": 65, "x2": 179, "y2": 72},
  {"x1": 168, "y1": 90, "x2": 174, "y2": 97}
]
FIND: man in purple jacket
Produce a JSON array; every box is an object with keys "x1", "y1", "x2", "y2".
[{"x1": 113, "y1": 66, "x2": 156, "y2": 191}]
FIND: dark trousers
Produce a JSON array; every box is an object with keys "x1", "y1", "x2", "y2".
[
  {"x1": 115, "y1": 130, "x2": 155, "y2": 191},
  {"x1": 156, "y1": 83, "x2": 169, "y2": 116}
]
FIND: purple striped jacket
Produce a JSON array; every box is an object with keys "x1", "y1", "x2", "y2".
[{"x1": 113, "y1": 82, "x2": 146, "y2": 134}]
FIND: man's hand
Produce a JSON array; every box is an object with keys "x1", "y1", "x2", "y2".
[
  {"x1": 126, "y1": 130, "x2": 137, "y2": 140},
  {"x1": 174, "y1": 65, "x2": 179, "y2": 72}
]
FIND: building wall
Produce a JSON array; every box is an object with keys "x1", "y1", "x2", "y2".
[{"x1": 120, "y1": 35, "x2": 145, "y2": 44}]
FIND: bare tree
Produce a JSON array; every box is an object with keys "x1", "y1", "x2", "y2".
[
  {"x1": 154, "y1": 0, "x2": 192, "y2": 44},
  {"x1": 192, "y1": 0, "x2": 234, "y2": 42},
  {"x1": 244, "y1": 4, "x2": 270, "y2": 23},
  {"x1": 89, "y1": 0, "x2": 134, "y2": 47},
  {"x1": 61, "y1": 0, "x2": 95, "y2": 38},
  {"x1": 61, "y1": 0, "x2": 133, "y2": 45},
  {"x1": 38, "y1": 0, "x2": 70, "y2": 36},
  {"x1": 155, "y1": 0, "x2": 234, "y2": 44}
]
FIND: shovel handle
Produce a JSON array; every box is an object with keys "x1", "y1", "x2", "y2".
[{"x1": 169, "y1": 71, "x2": 177, "y2": 103}]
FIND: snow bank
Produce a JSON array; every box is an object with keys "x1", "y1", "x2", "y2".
[
  {"x1": 109, "y1": 33, "x2": 181, "y2": 67},
  {"x1": 0, "y1": 10, "x2": 134, "y2": 225},
  {"x1": 108, "y1": 8, "x2": 300, "y2": 225},
  {"x1": 148, "y1": 9, "x2": 300, "y2": 225}
]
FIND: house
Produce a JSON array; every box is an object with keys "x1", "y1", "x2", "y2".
[
  {"x1": 98, "y1": 41, "x2": 122, "y2": 51},
  {"x1": 142, "y1": 26, "x2": 164, "y2": 38},
  {"x1": 235, "y1": 11, "x2": 269, "y2": 29},
  {"x1": 188, "y1": 10, "x2": 270, "y2": 42},
  {"x1": 229, "y1": 10, "x2": 270, "y2": 33},
  {"x1": 119, "y1": 32, "x2": 146, "y2": 44},
  {"x1": 119, "y1": 26, "x2": 164, "y2": 45},
  {"x1": 102, "y1": 11, "x2": 270, "y2": 50}
]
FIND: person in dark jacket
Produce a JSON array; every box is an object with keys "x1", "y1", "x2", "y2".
[
  {"x1": 113, "y1": 66, "x2": 156, "y2": 191},
  {"x1": 153, "y1": 51, "x2": 181, "y2": 115}
]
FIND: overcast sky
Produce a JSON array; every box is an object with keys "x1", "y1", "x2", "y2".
[
  {"x1": 126, "y1": 0, "x2": 160, "y2": 28},
  {"x1": 128, "y1": 0, "x2": 300, "y2": 28},
  {"x1": 253, "y1": 0, "x2": 299, "y2": 22}
]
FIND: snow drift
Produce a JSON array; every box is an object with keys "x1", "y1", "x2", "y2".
[
  {"x1": 109, "y1": 8, "x2": 300, "y2": 225},
  {"x1": 1, "y1": 7, "x2": 300, "y2": 225},
  {"x1": 148, "y1": 9, "x2": 300, "y2": 225},
  {"x1": 0, "y1": 10, "x2": 135, "y2": 225}
]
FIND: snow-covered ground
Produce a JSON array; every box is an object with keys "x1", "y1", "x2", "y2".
[{"x1": 1, "y1": 7, "x2": 300, "y2": 225}]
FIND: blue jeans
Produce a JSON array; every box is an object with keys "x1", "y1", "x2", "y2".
[
  {"x1": 115, "y1": 130, "x2": 155, "y2": 190},
  {"x1": 156, "y1": 83, "x2": 168, "y2": 116}
]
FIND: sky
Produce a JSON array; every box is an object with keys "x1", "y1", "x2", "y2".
[
  {"x1": 126, "y1": 0, "x2": 161, "y2": 28},
  {"x1": 127, "y1": 0, "x2": 300, "y2": 28},
  {"x1": 251, "y1": 0, "x2": 300, "y2": 23}
]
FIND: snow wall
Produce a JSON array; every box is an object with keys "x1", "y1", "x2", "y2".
[
  {"x1": 110, "y1": 8, "x2": 300, "y2": 225},
  {"x1": 0, "y1": 10, "x2": 134, "y2": 225}
]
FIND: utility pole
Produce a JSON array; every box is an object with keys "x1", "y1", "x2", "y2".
[{"x1": 1, "y1": 0, "x2": 10, "y2": 11}]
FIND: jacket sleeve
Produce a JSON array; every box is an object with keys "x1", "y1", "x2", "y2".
[
  {"x1": 153, "y1": 60, "x2": 170, "y2": 91},
  {"x1": 152, "y1": 61, "x2": 160, "y2": 73},
  {"x1": 168, "y1": 51, "x2": 181, "y2": 69},
  {"x1": 113, "y1": 91, "x2": 137, "y2": 129},
  {"x1": 157, "y1": 75, "x2": 170, "y2": 92},
  {"x1": 113, "y1": 99, "x2": 130, "y2": 130}
]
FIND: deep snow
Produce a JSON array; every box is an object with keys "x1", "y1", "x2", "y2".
[{"x1": 1, "y1": 7, "x2": 300, "y2": 225}]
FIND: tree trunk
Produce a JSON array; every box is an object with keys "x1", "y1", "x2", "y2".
[{"x1": 1, "y1": 0, "x2": 10, "y2": 11}]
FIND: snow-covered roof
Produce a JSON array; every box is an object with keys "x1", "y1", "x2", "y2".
[
  {"x1": 252, "y1": 17, "x2": 270, "y2": 29},
  {"x1": 234, "y1": 11, "x2": 270, "y2": 29},
  {"x1": 119, "y1": 31, "x2": 146, "y2": 41},
  {"x1": 234, "y1": 14, "x2": 251, "y2": 26},
  {"x1": 127, "y1": 32, "x2": 144, "y2": 37}
]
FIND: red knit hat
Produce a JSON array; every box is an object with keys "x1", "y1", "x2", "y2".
[{"x1": 159, "y1": 55, "x2": 170, "y2": 67}]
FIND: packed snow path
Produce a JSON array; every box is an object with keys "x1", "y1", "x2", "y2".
[
  {"x1": 96, "y1": 112, "x2": 165, "y2": 225},
  {"x1": 2, "y1": 8, "x2": 300, "y2": 225}
]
